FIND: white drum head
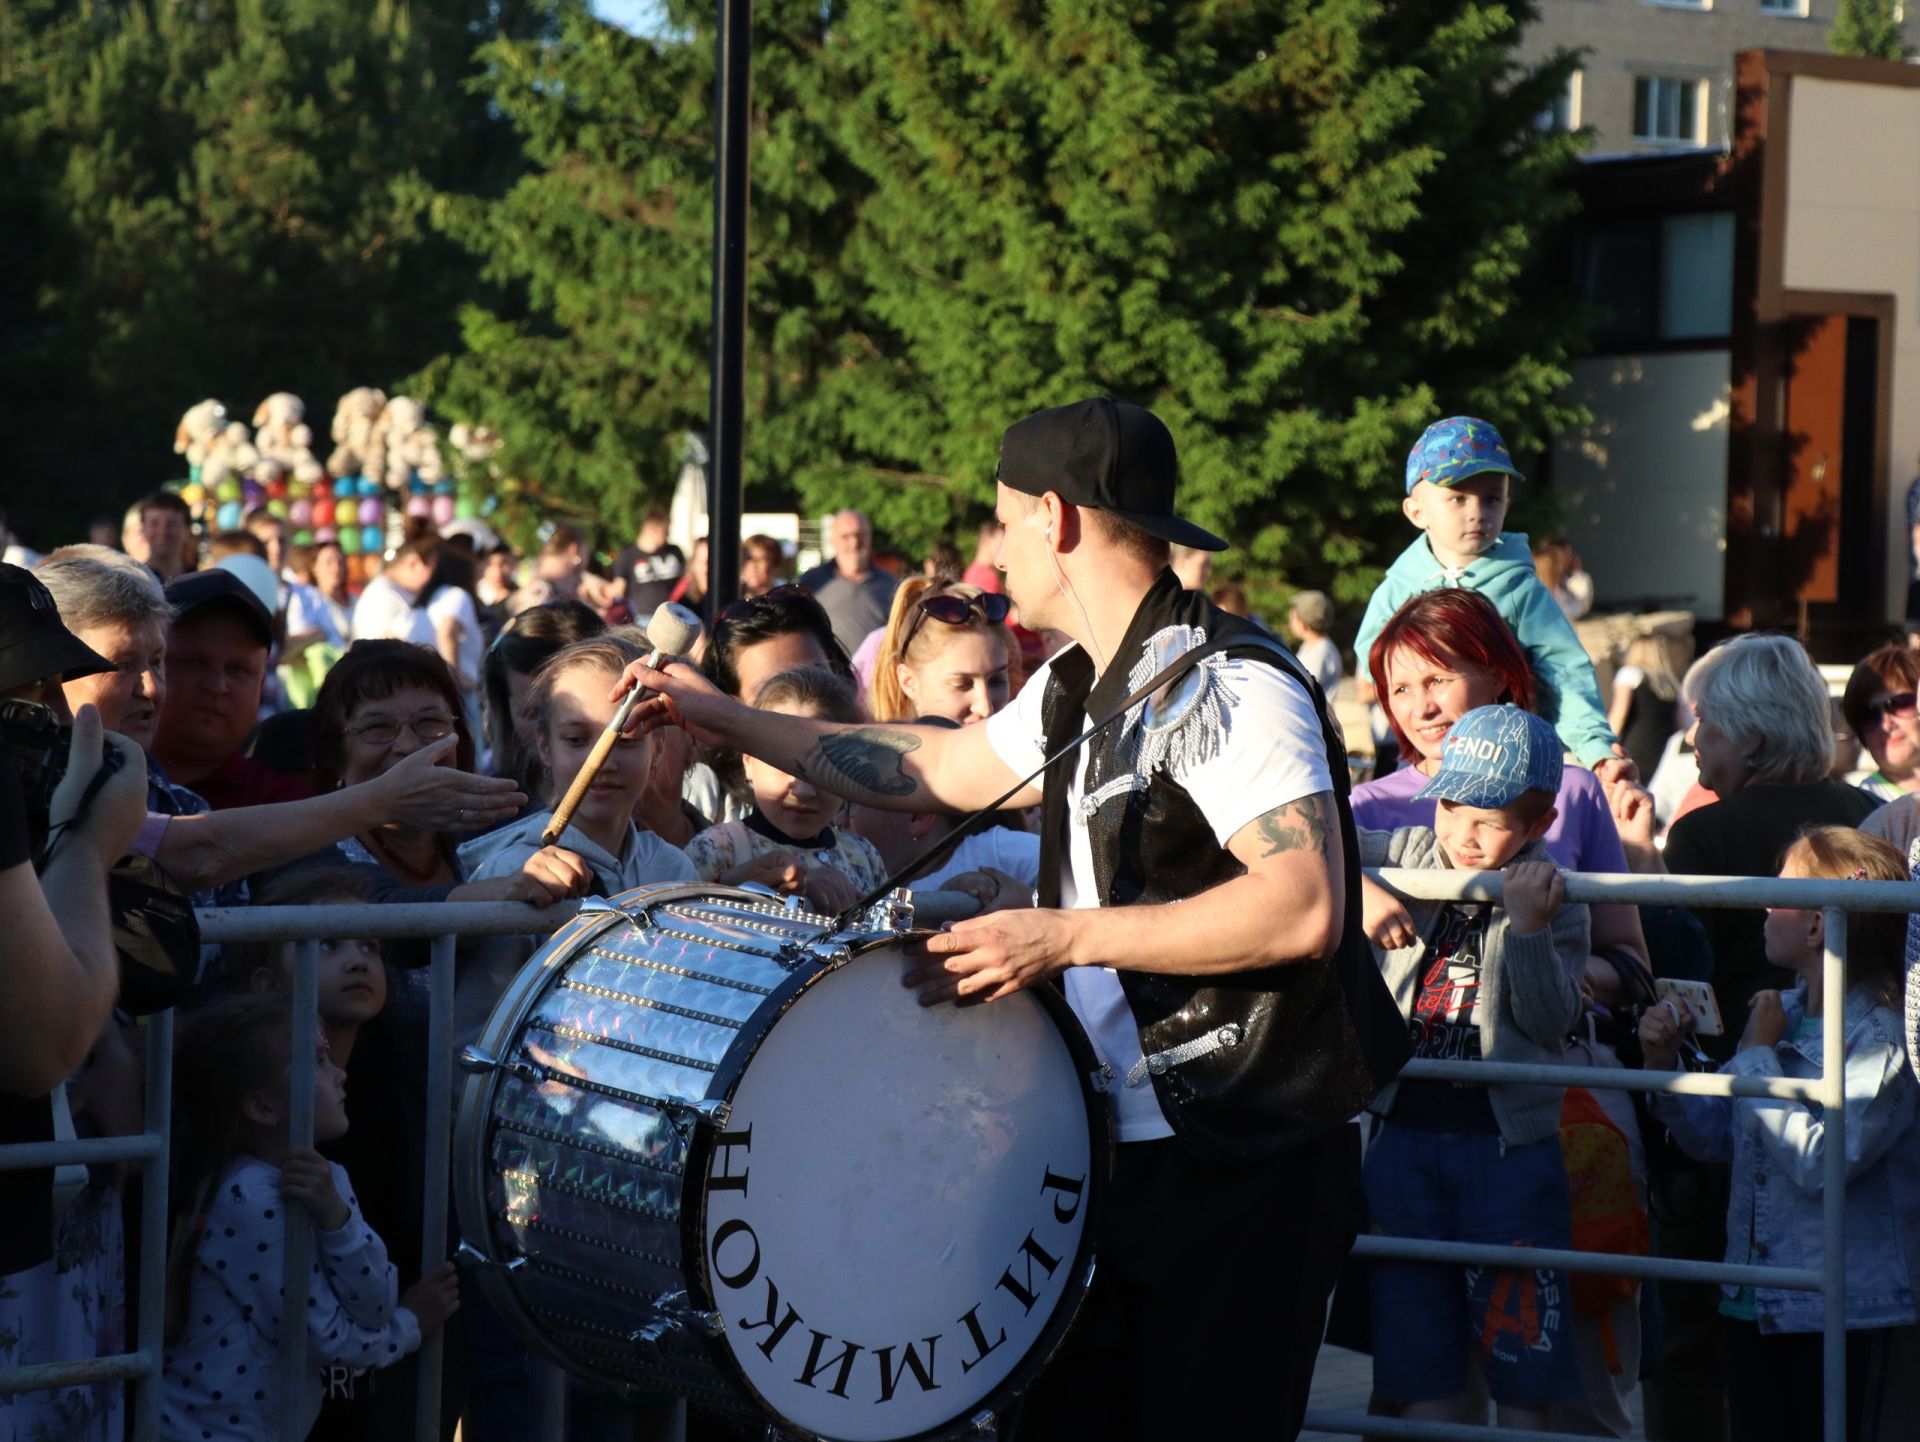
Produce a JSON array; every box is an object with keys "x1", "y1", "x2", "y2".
[{"x1": 698, "y1": 946, "x2": 1096, "y2": 1441}]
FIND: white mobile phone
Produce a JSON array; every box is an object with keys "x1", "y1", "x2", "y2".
[{"x1": 1654, "y1": 977, "x2": 1724, "y2": 1037}]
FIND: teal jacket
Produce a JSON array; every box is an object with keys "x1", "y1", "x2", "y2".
[{"x1": 1353, "y1": 532, "x2": 1618, "y2": 768}]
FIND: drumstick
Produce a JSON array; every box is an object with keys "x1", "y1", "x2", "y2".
[{"x1": 541, "y1": 602, "x2": 703, "y2": 847}]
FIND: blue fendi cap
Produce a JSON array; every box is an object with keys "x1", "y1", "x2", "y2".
[{"x1": 1414, "y1": 704, "x2": 1564, "y2": 809}]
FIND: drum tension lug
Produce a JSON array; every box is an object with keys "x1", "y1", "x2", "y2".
[
  {"x1": 969, "y1": 1408, "x2": 998, "y2": 1437},
  {"x1": 665, "y1": 1097, "x2": 730, "y2": 1136},
  {"x1": 462, "y1": 1045, "x2": 548, "y2": 1087}
]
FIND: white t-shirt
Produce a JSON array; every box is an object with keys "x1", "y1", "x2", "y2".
[
  {"x1": 916, "y1": 826, "x2": 1042, "y2": 892},
  {"x1": 285, "y1": 581, "x2": 349, "y2": 649},
  {"x1": 350, "y1": 575, "x2": 433, "y2": 648},
  {"x1": 983, "y1": 643, "x2": 1333, "y2": 1141},
  {"x1": 427, "y1": 586, "x2": 485, "y2": 692}
]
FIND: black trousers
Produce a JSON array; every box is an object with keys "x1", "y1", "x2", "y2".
[
  {"x1": 1722, "y1": 1319, "x2": 1892, "y2": 1442},
  {"x1": 1012, "y1": 1122, "x2": 1362, "y2": 1441}
]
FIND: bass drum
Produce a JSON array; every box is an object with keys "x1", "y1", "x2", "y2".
[{"x1": 453, "y1": 883, "x2": 1110, "y2": 1441}]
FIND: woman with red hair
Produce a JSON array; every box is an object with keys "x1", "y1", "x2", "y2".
[{"x1": 1352, "y1": 589, "x2": 1647, "y2": 976}]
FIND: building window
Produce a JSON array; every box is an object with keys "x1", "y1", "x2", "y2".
[
  {"x1": 1575, "y1": 210, "x2": 1734, "y2": 349},
  {"x1": 1644, "y1": 0, "x2": 1711, "y2": 9},
  {"x1": 1634, "y1": 76, "x2": 1706, "y2": 145},
  {"x1": 1759, "y1": 0, "x2": 1808, "y2": 12},
  {"x1": 1535, "y1": 71, "x2": 1584, "y2": 131}
]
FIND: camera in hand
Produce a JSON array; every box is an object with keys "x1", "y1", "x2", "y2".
[{"x1": 0, "y1": 698, "x2": 124, "y2": 858}]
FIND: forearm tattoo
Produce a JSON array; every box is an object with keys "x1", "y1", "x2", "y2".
[
  {"x1": 1254, "y1": 791, "x2": 1334, "y2": 858},
  {"x1": 793, "y1": 727, "x2": 923, "y2": 801}
]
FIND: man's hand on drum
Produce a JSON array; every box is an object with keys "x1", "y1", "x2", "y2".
[
  {"x1": 902, "y1": 910, "x2": 1078, "y2": 1006},
  {"x1": 608, "y1": 655, "x2": 735, "y2": 748}
]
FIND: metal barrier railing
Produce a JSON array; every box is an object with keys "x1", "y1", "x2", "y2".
[{"x1": 0, "y1": 873, "x2": 1907, "y2": 1442}]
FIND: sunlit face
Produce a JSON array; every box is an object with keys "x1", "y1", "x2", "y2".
[
  {"x1": 1432, "y1": 796, "x2": 1552, "y2": 871},
  {"x1": 830, "y1": 513, "x2": 871, "y2": 574},
  {"x1": 338, "y1": 683, "x2": 459, "y2": 788},
  {"x1": 732, "y1": 631, "x2": 828, "y2": 703},
  {"x1": 740, "y1": 545, "x2": 779, "y2": 596},
  {"x1": 480, "y1": 551, "x2": 514, "y2": 593},
  {"x1": 248, "y1": 519, "x2": 285, "y2": 575},
  {"x1": 538, "y1": 663, "x2": 650, "y2": 836},
  {"x1": 141, "y1": 510, "x2": 189, "y2": 577},
  {"x1": 1859, "y1": 687, "x2": 1920, "y2": 778},
  {"x1": 1383, "y1": 645, "x2": 1504, "y2": 764},
  {"x1": 1762, "y1": 854, "x2": 1819, "y2": 969},
  {"x1": 313, "y1": 544, "x2": 346, "y2": 597},
  {"x1": 992, "y1": 483, "x2": 1054, "y2": 634},
  {"x1": 1688, "y1": 706, "x2": 1752, "y2": 798},
  {"x1": 899, "y1": 629, "x2": 1010, "y2": 725},
  {"x1": 156, "y1": 610, "x2": 267, "y2": 767},
  {"x1": 65, "y1": 616, "x2": 169, "y2": 747},
  {"x1": 1404, "y1": 475, "x2": 1509, "y2": 568},
  {"x1": 743, "y1": 701, "x2": 838, "y2": 841}
]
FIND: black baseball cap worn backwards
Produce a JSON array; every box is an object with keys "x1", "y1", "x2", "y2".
[
  {"x1": 996, "y1": 396, "x2": 1229, "y2": 552},
  {"x1": 0, "y1": 563, "x2": 113, "y2": 694}
]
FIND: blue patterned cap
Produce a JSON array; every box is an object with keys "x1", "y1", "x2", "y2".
[
  {"x1": 1405, "y1": 416, "x2": 1526, "y2": 495},
  {"x1": 1414, "y1": 705, "x2": 1563, "y2": 808}
]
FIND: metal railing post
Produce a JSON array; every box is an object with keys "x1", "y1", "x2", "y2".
[
  {"x1": 280, "y1": 938, "x2": 319, "y2": 1442},
  {"x1": 1821, "y1": 908, "x2": 1848, "y2": 1442},
  {"x1": 415, "y1": 933, "x2": 456, "y2": 1442},
  {"x1": 133, "y1": 1007, "x2": 173, "y2": 1442}
]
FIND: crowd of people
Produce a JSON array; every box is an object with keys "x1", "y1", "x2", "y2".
[{"x1": 2, "y1": 403, "x2": 1919, "y2": 1442}]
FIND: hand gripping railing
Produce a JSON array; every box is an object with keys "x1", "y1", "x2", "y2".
[{"x1": 0, "y1": 877, "x2": 1902, "y2": 1442}]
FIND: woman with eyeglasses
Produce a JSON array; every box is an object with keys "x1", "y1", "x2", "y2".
[
  {"x1": 1840, "y1": 643, "x2": 1920, "y2": 803},
  {"x1": 308, "y1": 641, "x2": 589, "y2": 907}
]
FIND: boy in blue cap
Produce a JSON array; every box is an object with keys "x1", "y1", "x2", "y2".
[
  {"x1": 1358, "y1": 704, "x2": 1589, "y2": 1428},
  {"x1": 1354, "y1": 417, "x2": 1631, "y2": 783}
]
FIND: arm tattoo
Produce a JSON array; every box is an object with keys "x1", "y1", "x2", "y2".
[
  {"x1": 1254, "y1": 792, "x2": 1333, "y2": 858},
  {"x1": 794, "y1": 727, "x2": 923, "y2": 800}
]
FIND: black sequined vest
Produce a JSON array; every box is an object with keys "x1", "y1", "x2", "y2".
[{"x1": 1038, "y1": 570, "x2": 1409, "y2": 1160}]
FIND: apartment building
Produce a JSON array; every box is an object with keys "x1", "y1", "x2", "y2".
[{"x1": 1516, "y1": 0, "x2": 1914, "y2": 152}]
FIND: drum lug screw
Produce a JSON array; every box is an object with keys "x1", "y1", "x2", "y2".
[
  {"x1": 969, "y1": 1408, "x2": 998, "y2": 1437},
  {"x1": 459, "y1": 1045, "x2": 498, "y2": 1073},
  {"x1": 454, "y1": 1241, "x2": 490, "y2": 1267}
]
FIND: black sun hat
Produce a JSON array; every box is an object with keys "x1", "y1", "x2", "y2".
[
  {"x1": 995, "y1": 396, "x2": 1228, "y2": 552},
  {"x1": 0, "y1": 563, "x2": 114, "y2": 694}
]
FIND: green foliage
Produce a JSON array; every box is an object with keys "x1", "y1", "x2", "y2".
[
  {"x1": 1830, "y1": 0, "x2": 1905, "y2": 61},
  {"x1": 0, "y1": 0, "x2": 542, "y2": 542},
  {"x1": 427, "y1": 0, "x2": 1585, "y2": 597}
]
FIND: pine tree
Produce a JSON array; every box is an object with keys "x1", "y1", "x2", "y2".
[
  {"x1": 825, "y1": 0, "x2": 1587, "y2": 600},
  {"x1": 426, "y1": 0, "x2": 1586, "y2": 595},
  {"x1": 1830, "y1": 0, "x2": 1905, "y2": 61},
  {"x1": 0, "y1": 0, "x2": 542, "y2": 542},
  {"x1": 410, "y1": 0, "x2": 872, "y2": 537}
]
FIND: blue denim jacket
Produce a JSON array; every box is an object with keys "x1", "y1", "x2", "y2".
[{"x1": 1649, "y1": 985, "x2": 1920, "y2": 1333}]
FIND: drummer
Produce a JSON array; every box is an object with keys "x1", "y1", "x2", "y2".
[{"x1": 613, "y1": 397, "x2": 1407, "y2": 1441}]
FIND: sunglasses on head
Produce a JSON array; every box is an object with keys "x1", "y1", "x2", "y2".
[
  {"x1": 720, "y1": 583, "x2": 812, "y2": 625},
  {"x1": 1864, "y1": 691, "x2": 1918, "y2": 726},
  {"x1": 901, "y1": 590, "x2": 1012, "y2": 650}
]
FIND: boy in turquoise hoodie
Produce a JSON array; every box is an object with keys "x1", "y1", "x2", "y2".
[{"x1": 1353, "y1": 416, "x2": 1632, "y2": 783}]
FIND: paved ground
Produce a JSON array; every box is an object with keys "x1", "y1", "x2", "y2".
[{"x1": 1301, "y1": 1345, "x2": 1649, "y2": 1440}]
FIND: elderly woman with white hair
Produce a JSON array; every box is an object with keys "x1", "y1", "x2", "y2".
[{"x1": 1621, "y1": 632, "x2": 1876, "y2": 1040}]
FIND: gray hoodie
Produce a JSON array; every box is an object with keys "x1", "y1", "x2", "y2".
[
  {"x1": 1361, "y1": 826, "x2": 1589, "y2": 1146},
  {"x1": 450, "y1": 812, "x2": 700, "y2": 1048}
]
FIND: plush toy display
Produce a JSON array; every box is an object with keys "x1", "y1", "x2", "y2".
[{"x1": 164, "y1": 385, "x2": 483, "y2": 592}]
